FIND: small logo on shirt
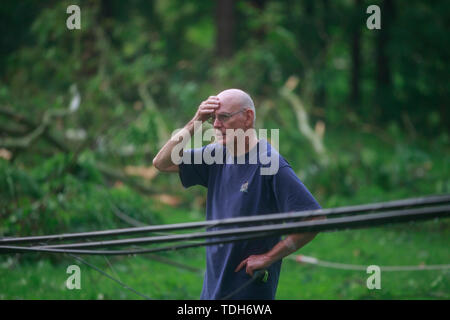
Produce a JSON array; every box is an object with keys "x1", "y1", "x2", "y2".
[{"x1": 240, "y1": 181, "x2": 249, "y2": 193}]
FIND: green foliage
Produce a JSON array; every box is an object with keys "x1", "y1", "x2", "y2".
[
  {"x1": 0, "y1": 0, "x2": 448, "y2": 299},
  {"x1": 0, "y1": 153, "x2": 160, "y2": 239},
  {"x1": 1, "y1": 219, "x2": 448, "y2": 299}
]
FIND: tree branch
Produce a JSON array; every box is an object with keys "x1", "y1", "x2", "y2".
[
  {"x1": 280, "y1": 78, "x2": 328, "y2": 166},
  {"x1": 0, "y1": 107, "x2": 69, "y2": 152}
]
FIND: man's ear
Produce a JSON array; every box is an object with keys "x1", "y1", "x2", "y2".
[{"x1": 246, "y1": 109, "x2": 254, "y2": 127}]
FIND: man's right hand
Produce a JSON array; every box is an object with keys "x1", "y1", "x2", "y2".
[
  {"x1": 192, "y1": 96, "x2": 220, "y2": 123},
  {"x1": 153, "y1": 95, "x2": 220, "y2": 172}
]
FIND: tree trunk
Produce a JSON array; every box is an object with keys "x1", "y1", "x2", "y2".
[
  {"x1": 216, "y1": 0, "x2": 235, "y2": 58},
  {"x1": 316, "y1": 0, "x2": 330, "y2": 108},
  {"x1": 350, "y1": 0, "x2": 363, "y2": 106},
  {"x1": 375, "y1": 0, "x2": 395, "y2": 119}
]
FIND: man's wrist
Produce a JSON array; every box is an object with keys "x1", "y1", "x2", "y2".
[
  {"x1": 265, "y1": 250, "x2": 284, "y2": 263},
  {"x1": 185, "y1": 118, "x2": 203, "y2": 134},
  {"x1": 284, "y1": 237, "x2": 299, "y2": 252},
  {"x1": 266, "y1": 237, "x2": 299, "y2": 262}
]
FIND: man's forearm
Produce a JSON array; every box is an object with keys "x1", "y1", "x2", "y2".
[
  {"x1": 266, "y1": 216, "x2": 326, "y2": 263},
  {"x1": 266, "y1": 232, "x2": 318, "y2": 263},
  {"x1": 153, "y1": 96, "x2": 219, "y2": 171},
  {"x1": 152, "y1": 119, "x2": 197, "y2": 171},
  {"x1": 234, "y1": 228, "x2": 321, "y2": 276}
]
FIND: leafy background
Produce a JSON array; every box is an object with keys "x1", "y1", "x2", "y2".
[{"x1": 0, "y1": 0, "x2": 449, "y2": 299}]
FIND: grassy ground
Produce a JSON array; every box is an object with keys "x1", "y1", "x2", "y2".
[
  {"x1": 1, "y1": 129, "x2": 449, "y2": 299},
  {"x1": 1, "y1": 217, "x2": 448, "y2": 300}
]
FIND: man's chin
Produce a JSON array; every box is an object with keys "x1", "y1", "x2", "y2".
[{"x1": 215, "y1": 135, "x2": 227, "y2": 145}]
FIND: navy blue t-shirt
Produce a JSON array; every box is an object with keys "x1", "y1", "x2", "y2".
[{"x1": 179, "y1": 140, "x2": 320, "y2": 299}]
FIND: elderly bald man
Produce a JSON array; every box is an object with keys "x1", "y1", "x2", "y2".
[{"x1": 153, "y1": 89, "x2": 321, "y2": 300}]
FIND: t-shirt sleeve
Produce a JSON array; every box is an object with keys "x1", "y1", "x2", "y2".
[
  {"x1": 178, "y1": 147, "x2": 209, "y2": 188},
  {"x1": 272, "y1": 165, "x2": 321, "y2": 213}
]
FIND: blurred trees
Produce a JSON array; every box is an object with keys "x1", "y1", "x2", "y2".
[
  {"x1": 0, "y1": 0, "x2": 448, "y2": 237},
  {"x1": 1, "y1": 0, "x2": 448, "y2": 133},
  {"x1": 216, "y1": 0, "x2": 235, "y2": 58},
  {"x1": 350, "y1": 0, "x2": 363, "y2": 106}
]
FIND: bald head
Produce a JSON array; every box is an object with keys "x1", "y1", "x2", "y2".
[{"x1": 217, "y1": 89, "x2": 256, "y2": 124}]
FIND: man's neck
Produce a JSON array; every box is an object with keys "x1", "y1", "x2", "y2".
[{"x1": 231, "y1": 130, "x2": 259, "y2": 157}]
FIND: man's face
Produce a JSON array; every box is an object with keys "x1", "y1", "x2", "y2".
[{"x1": 212, "y1": 95, "x2": 249, "y2": 146}]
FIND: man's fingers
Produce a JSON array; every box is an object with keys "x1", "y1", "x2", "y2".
[
  {"x1": 195, "y1": 96, "x2": 220, "y2": 122},
  {"x1": 202, "y1": 103, "x2": 219, "y2": 108},
  {"x1": 235, "y1": 260, "x2": 246, "y2": 272},
  {"x1": 205, "y1": 97, "x2": 219, "y2": 105},
  {"x1": 235, "y1": 259, "x2": 247, "y2": 272},
  {"x1": 246, "y1": 264, "x2": 254, "y2": 277},
  {"x1": 201, "y1": 106, "x2": 218, "y2": 111},
  {"x1": 199, "y1": 109, "x2": 216, "y2": 115},
  {"x1": 200, "y1": 103, "x2": 219, "y2": 110},
  {"x1": 199, "y1": 96, "x2": 219, "y2": 113}
]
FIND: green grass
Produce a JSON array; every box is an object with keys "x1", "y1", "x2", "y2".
[
  {"x1": 1, "y1": 218, "x2": 448, "y2": 300},
  {"x1": 277, "y1": 220, "x2": 450, "y2": 299},
  {"x1": 1, "y1": 129, "x2": 449, "y2": 299}
]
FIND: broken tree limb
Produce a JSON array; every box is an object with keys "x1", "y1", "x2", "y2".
[
  {"x1": 0, "y1": 106, "x2": 169, "y2": 197},
  {"x1": 138, "y1": 82, "x2": 170, "y2": 147},
  {"x1": 0, "y1": 107, "x2": 72, "y2": 149},
  {"x1": 95, "y1": 161, "x2": 157, "y2": 195},
  {"x1": 279, "y1": 77, "x2": 329, "y2": 166},
  {"x1": 0, "y1": 107, "x2": 69, "y2": 152}
]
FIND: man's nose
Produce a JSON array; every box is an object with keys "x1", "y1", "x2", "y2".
[{"x1": 213, "y1": 117, "x2": 222, "y2": 128}]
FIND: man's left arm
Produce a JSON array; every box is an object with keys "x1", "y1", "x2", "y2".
[
  {"x1": 235, "y1": 164, "x2": 324, "y2": 276},
  {"x1": 235, "y1": 217, "x2": 324, "y2": 276}
]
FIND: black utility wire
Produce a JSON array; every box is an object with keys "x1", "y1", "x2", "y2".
[
  {"x1": 30, "y1": 205, "x2": 450, "y2": 250},
  {"x1": 221, "y1": 269, "x2": 268, "y2": 300},
  {"x1": 69, "y1": 254, "x2": 152, "y2": 300},
  {"x1": 1, "y1": 204, "x2": 449, "y2": 255},
  {"x1": 1, "y1": 194, "x2": 449, "y2": 245},
  {"x1": 0, "y1": 232, "x2": 271, "y2": 255},
  {"x1": 2, "y1": 196, "x2": 448, "y2": 302}
]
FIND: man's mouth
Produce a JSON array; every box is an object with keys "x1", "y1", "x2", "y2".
[{"x1": 216, "y1": 131, "x2": 226, "y2": 138}]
